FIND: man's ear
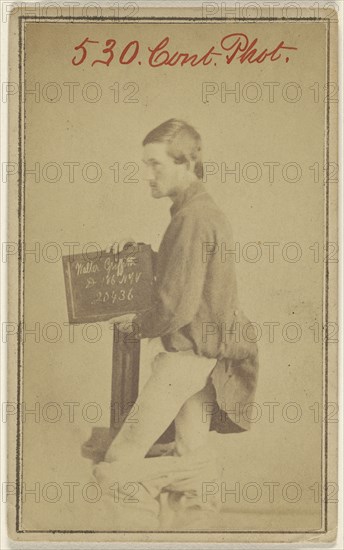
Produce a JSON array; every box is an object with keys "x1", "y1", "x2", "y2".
[{"x1": 175, "y1": 161, "x2": 188, "y2": 174}]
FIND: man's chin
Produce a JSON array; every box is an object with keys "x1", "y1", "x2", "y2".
[{"x1": 151, "y1": 189, "x2": 163, "y2": 198}]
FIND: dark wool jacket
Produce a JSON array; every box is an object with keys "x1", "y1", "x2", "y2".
[{"x1": 138, "y1": 182, "x2": 259, "y2": 433}]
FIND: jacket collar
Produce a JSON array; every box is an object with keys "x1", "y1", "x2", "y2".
[{"x1": 170, "y1": 181, "x2": 208, "y2": 217}]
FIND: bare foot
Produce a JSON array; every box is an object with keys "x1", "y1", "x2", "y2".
[{"x1": 93, "y1": 461, "x2": 114, "y2": 489}]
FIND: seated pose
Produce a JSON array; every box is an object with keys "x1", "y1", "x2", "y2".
[{"x1": 94, "y1": 119, "x2": 259, "y2": 529}]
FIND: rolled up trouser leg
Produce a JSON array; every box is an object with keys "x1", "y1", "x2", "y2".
[
  {"x1": 163, "y1": 446, "x2": 223, "y2": 529},
  {"x1": 94, "y1": 463, "x2": 160, "y2": 530},
  {"x1": 94, "y1": 445, "x2": 221, "y2": 529}
]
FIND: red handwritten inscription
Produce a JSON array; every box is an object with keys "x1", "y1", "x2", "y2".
[
  {"x1": 221, "y1": 33, "x2": 298, "y2": 64},
  {"x1": 72, "y1": 34, "x2": 297, "y2": 67}
]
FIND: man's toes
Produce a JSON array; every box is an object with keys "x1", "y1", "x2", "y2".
[{"x1": 93, "y1": 461, "x2": 112, "y2": 484}]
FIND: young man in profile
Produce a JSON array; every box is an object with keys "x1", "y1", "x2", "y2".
[{"x1": 94, "y1": 119, "x2": 259, "y2": 528}]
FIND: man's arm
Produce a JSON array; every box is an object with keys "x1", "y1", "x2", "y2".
[{"x1": 137, "y1": 213, "x2": 210, "y2": 339}]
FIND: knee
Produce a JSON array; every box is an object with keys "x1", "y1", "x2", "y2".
[
  {"x1": 151, "y1": 352, "x2": 169, "y2": 374},
  {"x1": 151, "y1": 353, "x2": 181, "y2": 386},
  {"x1": 150, "y1": 352, "x2": 212, "y2": 400}
]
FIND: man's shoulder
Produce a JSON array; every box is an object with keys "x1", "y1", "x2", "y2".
[{"x1": 177, "y1": 192, "x2": 230, "y2": 228}]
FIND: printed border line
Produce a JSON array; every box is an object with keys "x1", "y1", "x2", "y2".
[
  {"x1": 16, "y1": 13, "x2": 26, "y2": 534},
  {"x1": 15, "y1": 16, "x2": 334, "y2": 21},
  {"x1": 16, "y1": 14, "x2": 331, "y2": 536},
  {"x1": 323, "y1": 15, "x2": 331, "y2": 535},
  {"x1": 11, "y1": 529, "x2": 329, "y2": 534}
]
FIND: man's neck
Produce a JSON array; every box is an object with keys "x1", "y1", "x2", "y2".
[
  {"x1": 169, "y1": 178, "x2": 200, "y2": 204},
  {"x1": 169, "y1": 179, "x2": 205, "y2": 217}
]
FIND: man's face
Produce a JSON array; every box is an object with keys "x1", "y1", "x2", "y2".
[{"x1": 142, "y1": 142, "x2": 187, "y2": 199}]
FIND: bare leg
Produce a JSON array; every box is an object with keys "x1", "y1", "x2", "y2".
[
  {"x1": 161, "y1": 381, "x2": 222, "y2": 528},
  {"x1": 104, "y1": 351, "x2": 216, "y2": 463},
  {"x1": 174, "y1": 381, "x2": 216, "y2": 456},
  {"x1": 94, "y1": 353, "x2": 218, "y2": 530}
]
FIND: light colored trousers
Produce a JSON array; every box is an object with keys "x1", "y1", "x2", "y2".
[{"x1": 105, "y1": 346, "x2": 217, "y2": 461}]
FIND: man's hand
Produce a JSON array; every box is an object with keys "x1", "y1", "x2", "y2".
[
  {"x1": 108, "y1": 313, "x2": 137, "y2": 333},
  {"x1": 105, "y1": 238, "x2": 136, "y2": 255}
]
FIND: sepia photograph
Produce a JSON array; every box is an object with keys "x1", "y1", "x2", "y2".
[{"x1": 3, "y1": 1, "x2": 340, "y2": 545}]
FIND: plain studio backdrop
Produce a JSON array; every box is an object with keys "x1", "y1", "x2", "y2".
[{"x1": 19, "y1": 20, "x2": 328, "y2": 530}]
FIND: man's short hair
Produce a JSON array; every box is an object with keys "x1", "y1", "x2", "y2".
[{"x1": 143, "y1": 119, "x2": 203, "y2": 179}]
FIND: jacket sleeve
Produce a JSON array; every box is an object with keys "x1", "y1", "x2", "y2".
[{"x1": 137, "y1": 213, "x2": 211, "y2": 339}]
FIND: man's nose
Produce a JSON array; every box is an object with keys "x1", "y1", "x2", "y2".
[{"x1": 144, "y1": 165, "x2": 155, "y2": 181}]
